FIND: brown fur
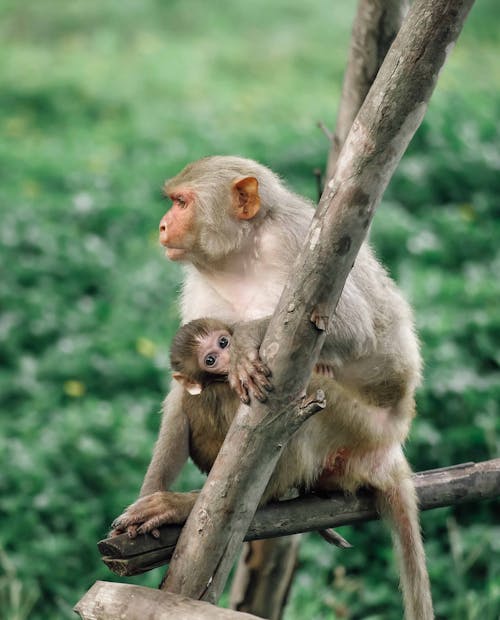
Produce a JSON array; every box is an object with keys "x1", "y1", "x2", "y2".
[{"x1": 183, "y1": 382, "x2": 239, "y2": 474}]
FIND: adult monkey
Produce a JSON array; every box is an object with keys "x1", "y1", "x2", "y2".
[{"x1": 111, "y1": 155, "x2": 433, "y2": 620}]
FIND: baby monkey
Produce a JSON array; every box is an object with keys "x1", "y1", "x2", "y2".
[
  {"x1": 170, "y1": 318, "x2": 277, "y2": 477},
  {"x1": 170, "y1": 318, "x2": 250, "y2": 477},
  {"x1": 170, "y1": 318, "x2": 272, "y2": 403},
  {"x1": 170, "y1": 318, "x2": 350, "y2": 548},
  {"x1": 171, "y1": 318, "x2": 333, "y2": 402}
]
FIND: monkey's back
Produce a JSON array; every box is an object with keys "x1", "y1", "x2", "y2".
[{"x1": 183, "y1": 383, "x2": 240, "y2": 474}]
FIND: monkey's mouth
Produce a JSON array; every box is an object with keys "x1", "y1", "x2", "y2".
[{"x1": 165, "y1": 247, "x2": 188, "y2": 261}]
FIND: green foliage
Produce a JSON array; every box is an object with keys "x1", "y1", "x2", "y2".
[{"x1": 0, "y1": 0, "x2": 498, "y2": 618}]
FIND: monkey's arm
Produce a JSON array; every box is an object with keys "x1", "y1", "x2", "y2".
[
  {"x1": 229, "y1": 317, "x2": 343, "y2": 403},
  {"x1": 140, "y1": 382, "x2": 190, "y2": 495},
  {"x1": 229, "y1": 280, "x2": 419, "y2": 410},
  {"x1": 110, "y1": 382, "x2": 195, "y2": 537}
]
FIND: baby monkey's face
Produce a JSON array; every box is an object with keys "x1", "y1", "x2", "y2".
[{"x1": 196, "y1": 330, "x2": 232, "y2": 375}]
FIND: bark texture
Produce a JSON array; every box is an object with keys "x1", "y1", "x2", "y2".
[
  {"x1": 325, "y1": 0, "x2": 409, "y2": 181},
  {"x1": 239, "y1": 4, "x2": 409, "y2": 615},
  {"x1": 74, "y1": 581, "x2": 262, "y2": 620},
  {"x1": 159, "y1": 0, "x2": 475, "y2": 602},
  {"x1": 229, "y1": 536, "x2": 301, "y2": 620}
]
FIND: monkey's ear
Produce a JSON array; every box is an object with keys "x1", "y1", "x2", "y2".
[
  {"x1": 172, "y1": 372, "x2": 203, "y2": 395},
  {"x1": 232, "y1": 177, "x2": 260, "y2": 220}
]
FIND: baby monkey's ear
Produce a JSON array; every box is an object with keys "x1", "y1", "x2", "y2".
[{"x1": 172, "y1": 372, "x2": 203, "y2": 396}]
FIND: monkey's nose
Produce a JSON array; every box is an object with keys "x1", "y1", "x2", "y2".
[{"x1": 159, "y1": 217, "x2": 169, "y2": 245}]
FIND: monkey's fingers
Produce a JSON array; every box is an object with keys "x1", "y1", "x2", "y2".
[
  {"x1": 111, "y1": 516, "x2": 129, "y2": 531},
  {"x1": 241, "y1": 357, "x2": 273, "y2": 391},
  {"x1": 111, "y1": 495, "x2": 167, "y2": 531},
  {"x1": 247, "y1": 377, "x2": 268, "y2": 403},
  {"x1": 249, "y1": 357, "x2": 272, "y2": 378},
  {"x1": 237, "y1": 365, "x2": 269, "y2": 403},
  {"x1": 229, "y1": 369, "x2": 251, "y2": 403},
  {"x1": 245, "y1": 349, "x2": 272, "y2": 379},
  {"x1": 315, "y1": 363, "x2": 335, "y2": 379},
  {"x1": 252, "y1": 364, "x2": 273, "y2": 390},
  {"x1": 126, "y1": 525, "x2": 139, "y2": 539},
  {"x1": 112, "y1": 510, "x2": 146, "y2": 532},
  {"x1": 136, "y1": 510, "x2": 184, "y2": 535}
]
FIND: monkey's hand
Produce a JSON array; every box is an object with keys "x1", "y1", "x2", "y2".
[
  {"x1": 109, "y1": 490, "x2": 198, "y2": 539},
  {"x1": 229, "y1": 319, "x2": 272, "y2": 404}
]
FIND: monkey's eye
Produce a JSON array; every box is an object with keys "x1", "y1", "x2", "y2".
[
  {"x1": 176, "y1": 196, "x2": 187, "y2": 208},
  {"x1": 218, "y1": 336, "x2": 229, "y2": 349},
  {"x1": 204, "y1": 354, "x2": 217, "y2": 367}
]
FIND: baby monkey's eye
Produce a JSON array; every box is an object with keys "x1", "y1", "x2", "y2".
[
  {"x1": 204, "y1": 354, "x2": 217, "y2": 367},
  {"x1": 218, "y1": 336, "x2": 229, "y2": 349}
]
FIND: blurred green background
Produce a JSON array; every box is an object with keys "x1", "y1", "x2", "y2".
[{"x1": 0, "y1": 0, "x2": 499, "y2": 618}]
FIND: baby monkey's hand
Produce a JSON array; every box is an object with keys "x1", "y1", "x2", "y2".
[{"x1": 228, "y1": 319, "x2": 273, "y2": 404}]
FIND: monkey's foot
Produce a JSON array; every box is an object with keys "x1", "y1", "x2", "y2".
[{"x1": 110, "y1": 490, "x2": 198, "y2": 539}]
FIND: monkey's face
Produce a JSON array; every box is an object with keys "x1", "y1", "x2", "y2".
[
  {"x1": 159, "y1": 158, "x2": 262, "y2": 264},
  {"x1": 196, "y1": 330, "x2": 232, "y2": 376},
  {"x1": 159, "y1": 189, "x2": 198, "y2": 261}
]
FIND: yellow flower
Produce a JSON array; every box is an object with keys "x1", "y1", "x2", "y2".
[
  {"x1": 136, "y1": 337, "x2": 156, "y2": 358},
  {"x1": 64, "y1": 380, "x2": 86, "y2": 398},
  {"x1": 22, "y1": 180, "x2": 41, "y2": 198},
  {"x1": 459, "y1": 203, "x2": 475, "y2": 222}
]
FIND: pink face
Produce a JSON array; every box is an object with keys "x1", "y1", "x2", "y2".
[
  {"x1": 196, "y1": 330, "x2": 232, "y2": 375},
  {"x1": 158, "y1": 189, "x2": 197, "y2": 261}
]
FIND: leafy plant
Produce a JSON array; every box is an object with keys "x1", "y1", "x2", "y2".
[{"x1": 0, "y1": 0, "x2": 498, "y2": 618}]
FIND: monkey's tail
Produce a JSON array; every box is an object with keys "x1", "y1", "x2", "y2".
[{"x1": 376, "y1": 476, "x2": 434, "y2": 620}]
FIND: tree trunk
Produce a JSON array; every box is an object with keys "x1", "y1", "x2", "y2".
[
  {"x1": 230, "y1": 536, "x2": 301, "y2": 620},
  {"x1": 232, "y1": 2, "x2": 408, "y2": 617},
  {"x1": 325, "y1": 0, "x2": 409, "y2": 182}
]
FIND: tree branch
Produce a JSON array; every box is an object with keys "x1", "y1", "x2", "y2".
[
  {"x1": 99, "y1": 459, "x2": 499, "y2": 577},
  {"x1": 160, "y1": 0, "x2": 475, "y2": 602},
  {"x1": 325, "y1": 0, "x2": 409, "y2": 181},
  {"x1": 236, "y1": 4, "x2": 409, "y2": 616},
  {"x1": 74, "y1": 581, "x2": 262, "y2": 620}
]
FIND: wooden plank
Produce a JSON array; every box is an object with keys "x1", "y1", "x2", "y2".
[
  {"x1": 100, "y1": 459, "x2": 500, "y2": 576},
  {"x1": 74, "y1": 581, "x2": 263, "y2": 620}
]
